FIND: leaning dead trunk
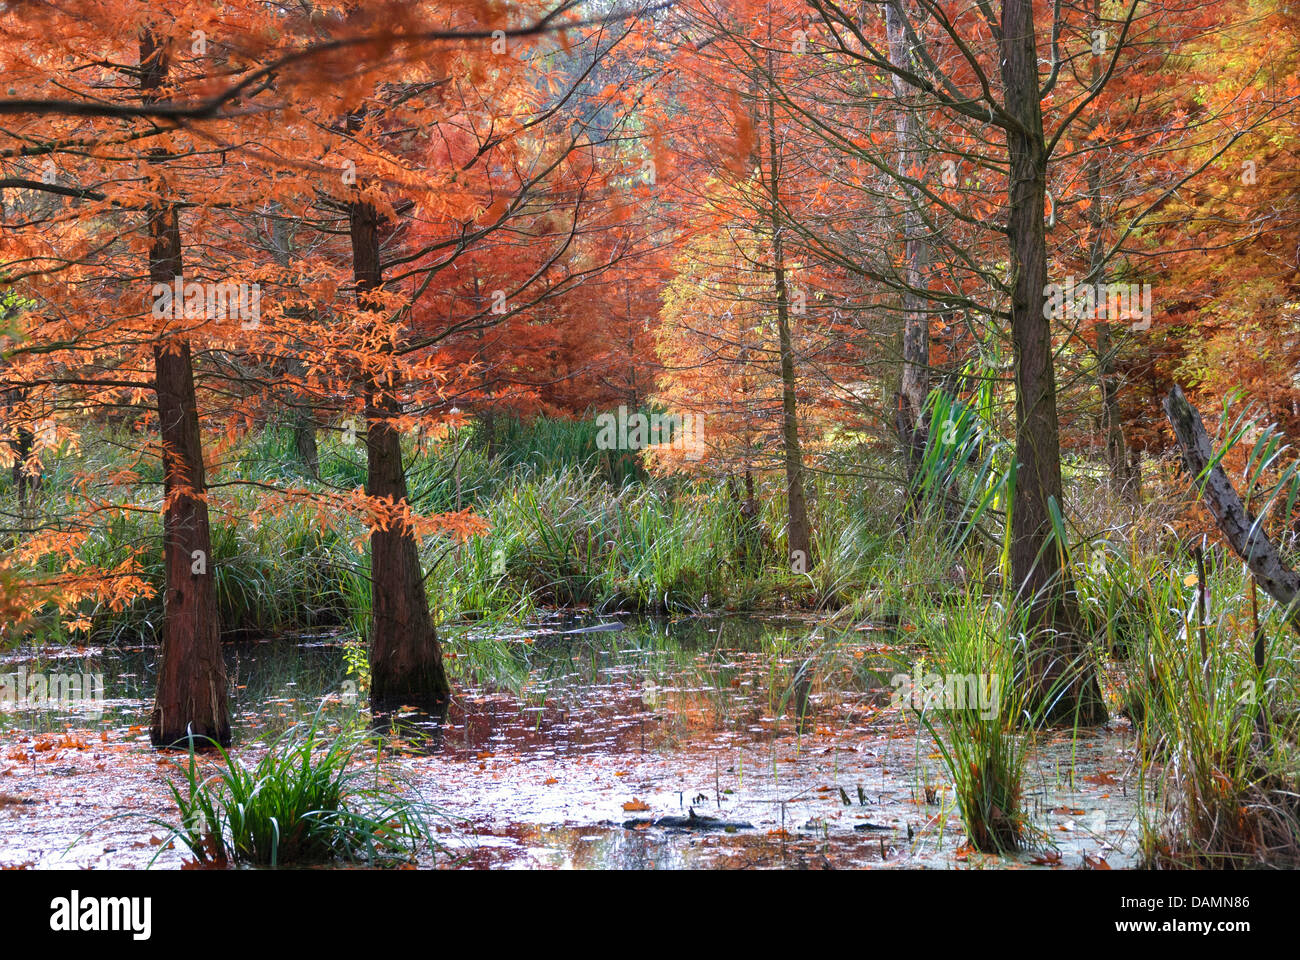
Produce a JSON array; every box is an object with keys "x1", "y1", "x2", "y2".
[
  {"x1": 348, "y1": 173, "x2": 449, "y2": 711},
  {"x1": 999, "y1": 0, "x2": 1106, "y2": 724},
  {"x1": 1164, "y1": 384, "x2": 1300, "y2": 634},
  {"x1": 142, "y1": 31, "x2": 229, "y2": 748}
]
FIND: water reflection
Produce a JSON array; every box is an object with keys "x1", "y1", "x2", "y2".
[{"x1": 0, "y1": 615, "x2": 1142, "y2": 869}]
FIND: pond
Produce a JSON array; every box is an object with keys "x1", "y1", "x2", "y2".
[{"x1": 0, "y1": 615, "x2": 1146, "y2": 869}]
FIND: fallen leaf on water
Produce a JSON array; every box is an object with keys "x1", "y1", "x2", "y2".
[{"x1": 622, "y1": 798, "x2": 650, "y2": 811}]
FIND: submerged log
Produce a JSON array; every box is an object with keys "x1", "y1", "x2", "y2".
[
  {"x1": 623, "y1": 808, "x2": 754, "y2": 832},
  {"x1": 1163, "y1": 384, "x2": 1300, "y2": 635}
]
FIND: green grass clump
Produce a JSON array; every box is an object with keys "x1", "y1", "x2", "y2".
[
  {"x1": 156, "y1": 714, "x2": 442, "y2": 867},
  {"x1": 1122, "y1": 549, "x2": 1300, "y2": 868},
  {"x1": 915, "y1": 594, "x2": 1033, "y2": 852}
]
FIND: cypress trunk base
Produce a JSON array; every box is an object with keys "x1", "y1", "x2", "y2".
[
  {"x1": 151, "y1": 713, "x2": 232, "y2": 751},
  {"x1": 149, "y1": 339, "x2": 231, "y2": 751},
  {"x1": 1023, "y1": 629, "x2": 1109, "y2": 728},
  {"x1": 350, "y1": 144, "x2": 452, "y2": 715},
  {"x1": 364, "y1": 398, "x2": 450, "y2": 713}
]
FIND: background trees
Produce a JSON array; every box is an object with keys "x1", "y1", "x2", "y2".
[
  {"x1": 0, "y1": 0, "x2": 1297, "y2": 742},
  {"x1": 0, "y1": 0, "x2": 656, "y2": 734}
]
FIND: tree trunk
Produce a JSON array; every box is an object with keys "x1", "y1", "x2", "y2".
[
  {"x1": 481, "y1": 408, "x2": 497, "y2": 461},
  {"x1": 886, "y1": 0, "x2": 932, "y2": 487},
  {"x1": 267, "y1": 202, "x2": 321, "y2": 480},
  {"x1": 1095, "y1": 321, "x2": 1133, "y2": 497},
  {"x1": 348, "y1": 174, "x2": 449, "y2": 711},
  {"x1": 294, "y1": 411, "x2": 320, "y2": 479},
  {"x1": 763, "y1": 60, "x2": 813, "y2": 569},
  {"x1": 7, "y1": 396, "x2": 37, "y2": 518},
  {"x1": 11, "y1": 426, "x2": 31, "y2": 505},
  {"x1": 1128, "y1": 446, "x2": 1143, "y2": 501},
  {"x1": 999, "y1": 0, "x2": 1106, "y2": 724},
  {"x1": 365, "y1": 387, "x2": 449, "y2": 708},
  {"x1": 151, "y1": 337, "x2": 230, "y2": 747},
  {"x1": 141, "y1": 31, "x2": 229, "y2": 748},
  {"x1": 1084, "y1": 0, "x2": 1136, "y2": 504}
]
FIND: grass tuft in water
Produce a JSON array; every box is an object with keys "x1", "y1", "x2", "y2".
[
  {"x1": 154, "y1": 713, "x2": 444, "y2": 868},
  {"x1": 1123, "y1": 548, "x2": 1300, "y2": 868},
  {"x1": 913, "y1": 588, "x2": 1043, "y2": 853}
]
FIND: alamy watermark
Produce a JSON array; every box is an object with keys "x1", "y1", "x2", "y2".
[
  {"x1": 1044, "y1": 276, "x2": 1151, "y2": 331},
  {"x1": 50, "y1": 891, "x2": 150, "y2": 940},
  {"x1": 595, "y1": 405, "x2": 706, "y2": 460},
  {"x1": 0, "y1": 668, "x2": 105, "y2": 718},
  {"x1": 890, "y1": 666, "x2": 1000, "y2": 719},
  {"x1": 150, "y1": 276, "x2": 261, "y2": 329}
]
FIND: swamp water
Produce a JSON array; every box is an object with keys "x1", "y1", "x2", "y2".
[{"x1": 0, "y1": 615, "x2": 1145, "y2": 869}]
